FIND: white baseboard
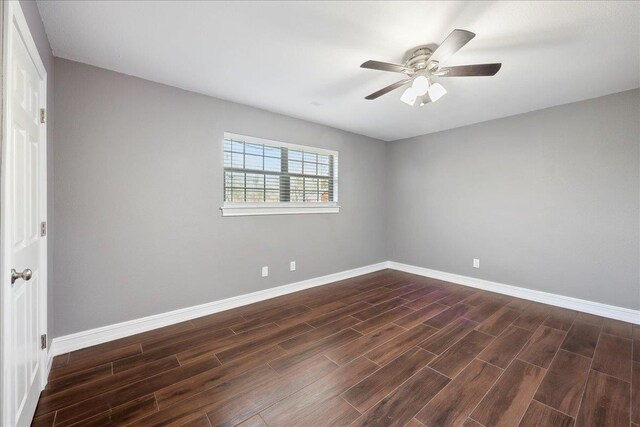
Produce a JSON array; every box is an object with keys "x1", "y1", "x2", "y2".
[
  {"x1": 388, "y1": 261, "x2": 640, "y2": 325},
  {"x1": 49, "y1": 262, "x2": 389, "y2": 358},
  {"x1": 48, "y1": 259, "x2": 639, "y2": 363}
]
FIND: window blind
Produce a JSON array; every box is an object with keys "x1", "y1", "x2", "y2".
[{"x1": 223, "y1": 133, "x2": 338, "y2": 206}]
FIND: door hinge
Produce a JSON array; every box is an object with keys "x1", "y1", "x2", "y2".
[
  {"x1": 40, "y1": 334, "x2": 47, "y2": 350},
  {"x1": 40, "y1": 108, "x2": 46, "y2": 124},
  {"x1": 41, "y1": 221, "x2": 47, "y2": 237}
]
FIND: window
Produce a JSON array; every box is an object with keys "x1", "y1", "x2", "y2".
[{"x1": 221, "y1": 132, "x2": 339, "y2": 216}]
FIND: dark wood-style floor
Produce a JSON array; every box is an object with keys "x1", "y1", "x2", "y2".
[{"x1": 32, "y1": 269, "x2": 639, "y2": 427}]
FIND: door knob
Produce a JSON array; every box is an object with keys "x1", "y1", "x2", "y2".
[{"x1": 11, "y1": 268, "x2": 32, "y2": 285}]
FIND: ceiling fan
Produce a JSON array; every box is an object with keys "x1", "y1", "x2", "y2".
[{"x1": 361, "y1": 29, "x2": 501, "y2": 106}]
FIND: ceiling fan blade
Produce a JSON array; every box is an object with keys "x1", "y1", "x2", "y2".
[
  {"x1": 361, "y1": 60, "x2": 410, "y2": 74},
  {"x1": 429, "y1": 29, "x2": 476, "y2": 65},
  {"x1": 435, "y1": 63, "x2": 502, "y2": 77},
  {"x1": 365, "y1": 79, "x2": 411, "y2": 100}
]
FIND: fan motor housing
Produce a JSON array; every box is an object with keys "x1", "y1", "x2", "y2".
[{"x1": 405, "y1": 45, "x2": 439, "y2": 74}]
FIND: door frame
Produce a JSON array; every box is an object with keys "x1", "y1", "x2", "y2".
[{"x1": 0, "y1": 1, "x2": 48, "y2": 425}]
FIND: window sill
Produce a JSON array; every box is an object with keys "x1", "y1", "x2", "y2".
[{"x1": 220, "y1": 203, "x2": 340, "y2": 217}]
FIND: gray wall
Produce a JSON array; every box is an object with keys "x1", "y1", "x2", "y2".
[
  {"x1": 19, "y1": 0, "x2": 55, "y2": 344},
  {"x1": 388, "y1": 89, "x2": 640, "y2": 310},
  {"x1": 52, "y1": 58, "x2": 387, "y2": 337}
]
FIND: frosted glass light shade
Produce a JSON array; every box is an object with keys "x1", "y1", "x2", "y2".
[
  {"x1": 428, "y1": 83, "x2": 447, "y2": 102},
  {"x1": 411, "y1": 75, "x2": 430, "y2": 96},
  {"x1": 400, "y1": 87, "x2": 417, "y2": 106}
]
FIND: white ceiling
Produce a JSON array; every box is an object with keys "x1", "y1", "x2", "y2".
[{"x1": 37, "y1": 1, "x2": 640, "y2": 141}]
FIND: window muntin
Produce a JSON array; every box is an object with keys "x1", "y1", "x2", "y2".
[{"x1": 222, "y1": 133, "x2": 338, "y2": 214}]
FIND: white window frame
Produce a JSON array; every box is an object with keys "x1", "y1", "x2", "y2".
[{"x1": 220, "y1": 132, "x2": 340, "y2": 217}]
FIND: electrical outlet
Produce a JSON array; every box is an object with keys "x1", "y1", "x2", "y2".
[
  {"x1": 262, "y1": 266, "x2": 269, "y2": 277},
  {"x1": 473, "y1": 259, "x2": 480, "y2": 268},
  {"x1": 290, "y1": 261, "x2": 296, "y2": 272}
]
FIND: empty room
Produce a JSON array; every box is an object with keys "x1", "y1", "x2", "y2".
[{"x1": 1, "y1": 1, "x2": 639, "y2": 426}]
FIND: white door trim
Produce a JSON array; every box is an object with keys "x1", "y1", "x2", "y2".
[{"x1": 1, "y1": 1, "x2": 48, "y2": 425}]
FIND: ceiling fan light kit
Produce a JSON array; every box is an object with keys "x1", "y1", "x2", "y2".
[{"x1": 361, "y1": 29, "x2": 501, "y2": 107}]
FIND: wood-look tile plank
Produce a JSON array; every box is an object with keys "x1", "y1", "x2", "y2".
[
  {"x1": 342, "y1": 347, "x2": 435, "y2": 413},
  {"x1": 306, "y1": 302, "x2": 371, "y2": 328},
  {"x1": 49, "y1": 344, "x2": 142, "y2": 380},
  {"x1": 278, "y1": 316, "x2": 359, "y2": 351},
  {"x1": 325, "y1": 323, "x2": 405, "y2": 366},
  {"x1": 428, "y1": 330, "x2": 494, "y2": 378},
  {"x1": 560, "y1": 320, "x2": 601, "y2": 358},
  {"x1": 50, "y1": 353, "x2": 69, "y2": 369},
  {"x1": 112, "y1": 327, "x2": 234, "y2": 373},
  {"x1": 352, "y1": 306, "x2": 414, "y2": 335},
  {"x1": 216, "y1": 323, "x2": 311, "y2": 364},
  {"x1": 602, "y1": 318, "x2": 633, "y2": 339},
  {"x1": 576, "y1": 369, "x2": 630, "y2": 427},
  {"x1": 142, "y1": 325, "x2": 236, "y2": 354},
  {"x1": 132, "y1": 365, "x2": 278, "y2": 427},
  {"x1": 275, "y1": 301, "x2": 345, "y2": 328},
  {"x1": 245, "y1": 356, "x2": 338, "y2": 409},
  {"x1": 405, "y1": 419, "x2": 426, "y2": 427},
  {"x1": 227, "y1": 305, "x2": 310, "y2": 333},
  {"x1": 517, "y1": 325, "x2": 566, "y2": 368},
  {"x1": 288, "y1": 396, "x2": 361, "y2": 427},
  {"x1": 234, "y1": 414, "x2": 267, "y2": 427},
  {"x1": 351, "y1": 297, "x2": 410, "y2": 321},
  {"x1": 462, "y1": 291, "x2": 511, "y2": 307},
  {"x1": 260, "y1": 357, "x2": 378, "y2": 426},
  {"x1": 475, "y1": 306, "x2": 521, "y2": 337},
  {"x1": 437, "y1": 289, "x2": 478, "y2": 306},
  {"x1": 417, "y1": 359, "x2": 502, "y2": 427},
  {"x1": 394, "y1": 303, "x2": 448, "y2": 329},
  {"x1": 533, "y1": 349, "x2": 591, "y2": 417},
  {"x1": 404, "y1": 289, "x2": 449, "y2": 310},
  {"x1": 353, "y1": 367, "x2": 450, "y2": 427},
  {"x1": 365, "y1": 323, "x2": 438, "y2": 366},
  {"x1": 44, "y1": 363, "x2": 113, "y2": 394},
  {"x1": 364, "y1": 285, "x2": 417, "y2": 305},
  {"x1": 575, "y1": 312, "x2": 605, "y2": 326},
  {"x1": 269, "y1": 328, "x2": 362, "y2": 374},
  {"x1": 156, "y1": 346, "x2": 286, "y2": 409},
  {"x1": 632, "y1": 362, "x2": 639, "y2": 425},
  {"x1": 476, "y1": 325, "x2": 533, "y2": 368},
  {"x1": 398, "y1": 286, "x2": 442, "y2": 303},
  {"x1": 512, "y1": 304, "x2": 550, "y2": 332},
  {"x1": 339, "y1": 286, "x2": 396, "y2": 306},
  {"x1": 517, "y1": 400, "x2": 574, "y2": 427},
  {"x1": 175, "y1": 323, "x2": 281, "y2": 365},
  {"x1": 463, "y1": 301, "x2": 505, "y2": 323},
  {"x1": 182, "y1": 415, "x2": 213, "y2": 427},
  {"x1": 462, "y1": 419, "x2": 484, "y2": 427},
  {"x1": 60, "y1": 394, "x2": 158, "y2": 427},
  {"x1": 31, "y1": 411, "x2": 56, "y2": 427},
  {"x1": 543, "y1": 307, "x2": 577, "y2": 331},
  {"x1": 591, "y1": 332, "x2": 633, "y2": 381},
  {"x1": 506, "y1": 298, "x2": 531, "y2": 311},
  {"x1": 424, "y1": 303, "x2": 474, "y2": 329},
  {"x1": 419, "y1": 318, "x2": 478, "y2": 355},
  {"x1": 470, "y1": 359, "x2": 546, "y2": 427}
]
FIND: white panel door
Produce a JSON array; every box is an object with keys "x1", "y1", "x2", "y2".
[{"x1": 1, "y1": 2, "x2": 48, "y2": 426}]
